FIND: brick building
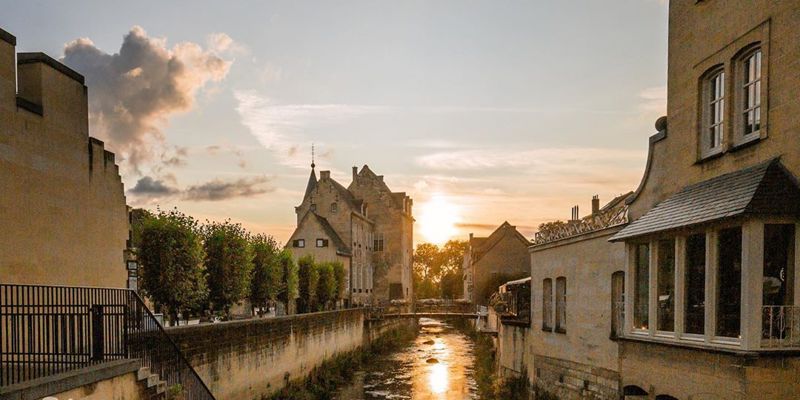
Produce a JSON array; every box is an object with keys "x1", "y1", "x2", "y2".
[
  {"x1": 287, "y1": 163, "x2": 413, "y2": 305},
  {"x1": 0, "y1": 27, "x2": 129, "y2": 288}
]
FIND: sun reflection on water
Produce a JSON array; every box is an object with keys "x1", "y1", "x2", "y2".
[{"x1": 428, "y1": 362, "x2": 449, "y2": 395}]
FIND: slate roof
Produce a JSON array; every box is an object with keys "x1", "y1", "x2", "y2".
[
  {"x1": 610, "y1": 159, "x2": 800, "y2": 241},
  {"x1": 472, "y1": 222, "x2": 530, "y2": 263},
  {"x1": 310, "y1": 212, "x2": 352, "y2": 256}
]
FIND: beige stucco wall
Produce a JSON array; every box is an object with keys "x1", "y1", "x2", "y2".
[
  {"x1": 630, "y1": 1, "x2": 800, "y2": 220},
  {"x1": 0, "y1": 35, "x2": 128, "y2": 288},
  {"x1": 287, "y1": 212, "x2": 353, "y2": 297},
  {"x1": 528, "y1": 228, "x2": 625, "y2": 399},
  {"x1": 44, "y1": 371, "x2": 141, "y2": 400}
]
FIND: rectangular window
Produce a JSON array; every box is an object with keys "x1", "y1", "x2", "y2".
[
  {"x1": 555, "y1": 277, "x2": 566, "y2": 333},
  {"x1": 293, "y1": 239, "x2": 305, "y2": 248},
  {"x1": 763, "y1": 224, "x2": 795, "y2": 306},
  {"x1": 634, "y1": 244, "x2": 650, "y2": 330},
  {"x1": 373, "y1": 233, "x2": 384, "y2": 252},
  {"x1": 742, "y1": 50, "x2": 762, "y2": 137},
  {"x1": 704, "y1": 70, "x2": 725, "y2": 154},
  {"x1": 316, "y1": 238, "x2": 328, "y2": 248},
  {"x1": 684, "y1": 234, "x2": 706, "y2": 335},
  {"x1": 543, "y1": 279, "x2": 553, "y2": 331},
  {"x1": 331, "y1": 202, "x2": 338, "y2": 213},
  {"x1": 716, "y1": 227, "x2": 742, "y2": 338},
  {"x1": 657, "y1": 239, "x2": 675, "y2": 332}
]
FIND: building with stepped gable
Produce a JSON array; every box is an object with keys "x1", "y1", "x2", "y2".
[{"x1": 287, "y1": 163, "x2": 413, "y2": 306}]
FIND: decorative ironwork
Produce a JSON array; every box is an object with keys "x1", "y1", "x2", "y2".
[
  {"x1": 1, "y1": 284, "x2": 215, "y2": 399},
  {"x1": 533, "y1": 202, "x2": 629, "y2": 245}
]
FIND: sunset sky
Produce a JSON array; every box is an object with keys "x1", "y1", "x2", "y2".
[{"x1": 1, "y1": 1, "x2": 668, "y2": 245}]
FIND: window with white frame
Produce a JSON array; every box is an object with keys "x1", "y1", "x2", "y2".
[
  {"x1": 373, "y1": 233, "x2": 384, "y2": 252},
  {"x1": 633, "y1": 243, "x2": 650, "y2": 330},
  {"x1": 293, "y1": 239, "x2": 305, "y2": 248},
  {"x1": 716, "y1": 226, "x2": 742, "y2": 338},
  {"x1": 702, "y1": 69, "x2": 725, "y2": 156},
  {"x1": 684, "y1": 234, "x2": 706, "y2": 335},
  {"x1": 740, "y1": 49, "x2": 762, "y2": 140},
  {"x1": 657, "y1": 239, "x2": 675, "y2": 332},
  {"x1": 316, "y1": 238, "x2": 328, "y2": 248}
]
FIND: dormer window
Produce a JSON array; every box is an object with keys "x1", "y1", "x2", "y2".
[{"x1": 701, "y1": 68, "x2": 725, "y2": 157}]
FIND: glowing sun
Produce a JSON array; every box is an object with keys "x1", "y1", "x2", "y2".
[{"x1": 418, "y1": 193, "x2": 461, "y2": 245}]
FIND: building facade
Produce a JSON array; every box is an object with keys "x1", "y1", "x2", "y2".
[
  {"x1": 287, "y1": 164, "x2": 413, "y2": 305},
  {"x1": 0, "y1": 28, "x2": 129, "y2": 288},
  {"x1": 462, "y1": 222, "x2": 530, "y2": 305},
  {"x1": 610, "y1": 1, "x2": 800, "y2": 398}
]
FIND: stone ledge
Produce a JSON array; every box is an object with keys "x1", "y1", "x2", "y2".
[{"x1": 0, "y1": 359, "x2": 139, "y2": 400}]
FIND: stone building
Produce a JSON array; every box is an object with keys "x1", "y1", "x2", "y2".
[
  {"x1": 462, "y1": 222, "x2": 530, "y2": 305},
  {"x1": 523, "y1": 194, "x2": 631, "y2": 399},
  {"x1": 609, "y1": 1, "x2": 800, "y2": 398},
  {"x1": 287, "y1": 163, "x2": 413, "y2": 305},
  {"x1": 0, "y1": 28, "x2": 129, "y2": 288}
]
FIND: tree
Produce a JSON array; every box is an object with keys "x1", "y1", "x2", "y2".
[
  {"x1": 332, "y1": 261, "x2": 347, "y2": 303},
  {"x1": 139, "y1": 209, "x2": 207, "y2": 325},
  {"x1": 440, "y1": 240, "x2": 468, "y2": 275},
  {"x1": 414, "y1": 243, "x2": 443, "y2": 282},
  {"x1": 440, "y1": 271, "x2": 463, "y2": 299},
  {"x1": 203, "y1": 220, "x2": 253, "y2": 317},
  {"x1": 249, "y1": 234, "x2": 282, "y2": 316},
  {"x1": 316, "y1": 262, "x2": 337, "y2": 311},
  {"x1": 276, "y1": 250, "x2": 298, "y2": 314},
  {"x1": 297, "y1": 255, "x2": 319, "y2": 313}
]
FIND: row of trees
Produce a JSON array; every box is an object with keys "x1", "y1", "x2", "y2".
[
  {"x1": 134, "y1": 208, "x2": 346, "y2": 324},
  {"x1": 413, "y1": 240, "x2": 469, "y2": 299}
]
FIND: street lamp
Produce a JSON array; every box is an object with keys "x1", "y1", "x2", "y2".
[{"x1": 124, "y1": 248, "x2": 139, "y2": 291}]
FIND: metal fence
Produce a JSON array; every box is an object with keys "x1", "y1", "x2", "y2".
[
  {"x1": 0, "y1": 284, "x2": 214, "y2": 399},
  {"x1": 762, "y1": 305, "x2": 800, "y2": 348}
]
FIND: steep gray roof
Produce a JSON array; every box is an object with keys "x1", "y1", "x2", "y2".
[
  {"x1": 304, "y1": 167, "x2": 317, "y2": 199},
  {"x1": 611, "y1": 159, "x2": 800, "y2": 241}
]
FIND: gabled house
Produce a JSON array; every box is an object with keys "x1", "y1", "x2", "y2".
[{"x1": 463, "y1": 222, "x2": 530, "y2": 305}]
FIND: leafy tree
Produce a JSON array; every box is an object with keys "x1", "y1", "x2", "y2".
[
  {"x1": 203, "y1": 220, "x2": 253, "y2": 317},
  {"x1": 413, "y1": 271, "x2": 439, "y2": 299},
  {"x1": 332, "y1": 261, "x2": 347, "y2": 302},
  {"x1": 276, "y1": 250, "x2": 298, "y2": 314},
  {"x1": 128, "y1": 208, "x2": 153, "y2": 250},
  {"x1": 138, "y1": 209, "x2": 207, "y2": 325},
  {"x1": 249, "y1": 234, "x2": 282, "y2": 316},
  {"x1": 297, "y1": 255, "x2": 319, "y2": 313},
  {"x1": 440, "y1": 240, "x2": 469, "y2": 275},
  {"x1": 316, "y1": 262, "x2": 337, "y2": 311},
  {"x1": 414, "y1": 243, "x2": 443, "y2": 282},
  {"x1": 440, "y1": 271, "x2": 463, "y2": 299}
]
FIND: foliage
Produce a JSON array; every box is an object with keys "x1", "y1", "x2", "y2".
[
  {"x1": 128, "y1": 208, "x2": 153, "y2": 251},
  {"x1": 276, "y1": 250, "x2": 299, "y2": 312},
  {"x1": 439, "y1": 271, "x2": 463, "y2": 299},
  {"x1": 493, "y1": 373, "x2": 532, "y2": 400},
  {"x1": 297, "y1": 255, "x2": 319, "y2": 313},
  {"x1": 249, "y1": 234, "x2": 282, "y2": 314},
  {"x1": 315, "y1": 262, "x2": 337, "y2": 311},
  {"x1": 138, "y1": 208, "x2": 207, "y2": 325},
  {"x1": 203, "y1": 219, "x2": 254, "y2": 315},
  {"x1": 413, "y1": 240, "x2": 468, "y2": 299},
  {"x1": 477, "y1": 272, "x2": 526, "y2": 306},
  {"x1": 332, "y1": 261, "x2": 347, "y2": 300}
]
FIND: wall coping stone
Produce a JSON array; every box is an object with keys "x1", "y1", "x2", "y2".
[
  {"x1": 166, "y1": 308, "x2": 364, "y2": 335},
  {"x1": 0, "y1": 359, "x2": 139, "y2": 400}
]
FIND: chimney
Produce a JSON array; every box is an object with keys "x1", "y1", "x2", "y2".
[
  {"x1": 352, "y1": 166, "x2": 358, "y2": 182},
  {"x1": 320, "y1": 170, "x2": 330, "y2": 180},
  {"x1": 592, "y1": 195, "x2": 600, "y2": 215},
  {"x1": 570, "y1": 205, "x2": 580, "y2": 221}
]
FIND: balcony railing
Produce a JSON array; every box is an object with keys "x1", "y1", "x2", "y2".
[
  {"x1": 762, "y1": 305, "x2": 800, "y2": 348},
  {"x1": 0, "y1": 284, "x2": 215, "y2": 399}
]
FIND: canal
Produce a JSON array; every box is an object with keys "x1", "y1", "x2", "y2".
[{"x1": 335, "y1": 318, "x2": 480, "y2": 400}]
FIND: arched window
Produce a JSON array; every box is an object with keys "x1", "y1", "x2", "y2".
[{"x1": 611, "y1": 271, "x2": 625, "y2": 337}]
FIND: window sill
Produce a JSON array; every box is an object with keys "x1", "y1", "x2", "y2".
[
  {"x1": 730, "y1": 134, "x2": 761, "y2": 152},
  {"x1": 542, "y1": 326, "x2": 553, "y2": 333},
  {"x1": 554, "y1": 327, "x2": 567, "y2": 334},
  {"x1": 696, "y1": 148, "x2": 724, "y2": 164}
]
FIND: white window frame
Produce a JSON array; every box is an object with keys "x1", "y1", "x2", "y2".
[
  {"x1": 737, "y1": 48, "x2": 762, "y2": 144},
  {"x1": 702, "y1": 69, "x2": 725, "y2": 158},
  {"x1": 294, "y1": 239, "x2": 305, "y2": 248}
]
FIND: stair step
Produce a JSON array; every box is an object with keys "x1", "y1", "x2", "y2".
[
  {"x1": 146, "y1": 373, "x2": 159, "y2": 388},
  {"x1": 137, "y1": 367, "x2": 151, "y2": 381},
  {"x1": 155, "y1": 380, "x2": 167, "y2": 394}
]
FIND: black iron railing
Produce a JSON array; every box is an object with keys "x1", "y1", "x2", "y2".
[{"x1": 0, "y1": 284, "x2": 214, "y2": 399}]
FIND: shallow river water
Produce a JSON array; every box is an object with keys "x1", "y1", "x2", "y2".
[{"x1": 335, "y1": 318, "x2": 479, "y2": 400}]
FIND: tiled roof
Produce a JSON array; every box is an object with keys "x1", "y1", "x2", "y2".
[{"x1": 610, "y1": 159, "x2": 800, "y2": 241}]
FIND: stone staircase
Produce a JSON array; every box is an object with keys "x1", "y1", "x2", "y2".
[{"x1": 137, "y1": 367, "x2": 168, "y2": 399}]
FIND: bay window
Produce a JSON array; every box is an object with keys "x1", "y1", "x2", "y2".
[
  {"x1": 657, "y1": 239, "x2": 675, "y2": 332},
  {"x1": 716, "y1": 227, "x2": 742, "y2": 338},
  {"x1": 684, "y1": 234, "x2": 706, "y2": 335},
  {"x1": 634, "y1": 243, "x2": 650, "y2": 330}
]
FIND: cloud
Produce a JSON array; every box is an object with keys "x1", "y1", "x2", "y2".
[
  {"x1": 127, "y1": 175, "x2": 272, "y2": 203},
  {"x1": 638, "y1": 85, "x2": 667, "y2": 113},
  {"x1": 184, "y1": 177, "x2": 273, "y2": 201},
  {"x1": 128, "y1": 176, "x2": 180, "y2": 196},
  {"x1": 234, "y1": 90, "x2": 384, "y2": 168},
  {"x1": 62, "y1": 26, "x2": 234, "y2": 170},
  {"x1": 416, "y1": 147, "x2": 644, "y2": 172}
]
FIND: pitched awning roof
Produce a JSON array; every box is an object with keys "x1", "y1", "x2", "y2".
[{"x1": 610, "y1": 159, "x2": 800, "y2": 242}]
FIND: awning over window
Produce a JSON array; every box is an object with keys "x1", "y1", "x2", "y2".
[{"x1": 610, "y1": 159, "x2": 800, "y2": 242}]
